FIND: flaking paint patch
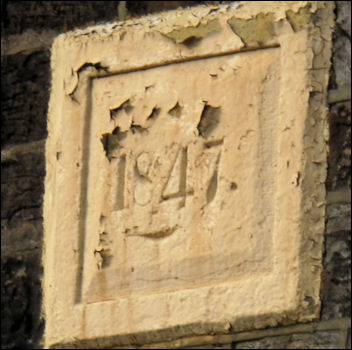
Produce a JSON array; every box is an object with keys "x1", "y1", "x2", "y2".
[
  {"x1": 163, "y1": 19, "x2": 221, "y2": 45},
  {"x1": 227, "y1": 13, "x2": 275, "y2": 46},
  {"x1": 67, "y1": 62, "x2": 109, "y2": 100},
  {"x1": 286, "y1": 6, "x2": 312, "y2": 32}
]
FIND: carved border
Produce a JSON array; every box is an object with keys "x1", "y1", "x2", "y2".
[{"x1": 75, "y1": 45, "x2": 281, "y2": 304}]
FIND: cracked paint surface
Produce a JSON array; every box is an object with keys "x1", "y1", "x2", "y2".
[
  {"x1": 163, "y1": 18, "x2": 221, "y2": 45},
  {"x1": 227, "y1": 12, "x2": 276, "y2": 46},
  {"x1": 43, "y1": 2, "x2": 334, "y2": 348}
]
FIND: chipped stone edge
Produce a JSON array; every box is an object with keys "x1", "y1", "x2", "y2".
[
  {"x1": 114, "y1": 318, "x2": 351, "y2": 349},
  {"x1": 294, "y1": 0, "x2": 334, "y2": 323}
]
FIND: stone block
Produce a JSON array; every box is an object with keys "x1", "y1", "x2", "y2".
[
  {"x1": 43, "y1": 2, "x2": 334, "y2": 348},
  {"x1": 1, "y1": 149, "x2": 45, "y2": 251},
  {"x1": 321, "y1": 231, "x2": 351, "y2": 320},
  {"x1": 234, "y1": 330, "x2": 341, "y2": 349},
  {"x1": 328, "y1": 1, "x2": 351, "y2": 90},
  {"x1": 1, "y1": 1, "x2": 119, "y2": 36},
  {"x1": 327, "y1": 101, "x2": 351, "y2": 190},
  {"x1": 332, "y1": 36, "x2": 351, "y2": 90},
  {"x1": 126, "y1": 1, "x2": 206, "y2": 16},
  {"x1": 331, "y1": 1, "x2": 351, "y2": 89},
  {"x1": 1, "y1": 51, "x2": 50, "y2": 148},
  {"x1": 336, "y1": 1, "x2": 351, "y2": 38},
  {"x1": 1, "y1": 150, "x2": 45, "y2": 222},
  {"x1": 1, "y1": 249, "x2": 44, "y2": 349},
  {"x1": 181, "y1": 344, "x2": 232, "y2": 349},
  {"x1": 326, "y1": 202, "x2": 351, "y2": 234}
]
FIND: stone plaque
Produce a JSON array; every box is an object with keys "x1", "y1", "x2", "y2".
[{"x1": 43, "y1": 2, "x2": 333, "y2": 348}]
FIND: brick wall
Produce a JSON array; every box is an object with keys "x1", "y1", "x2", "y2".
[{"x1": 1, "y1": 2, "x2": 350, "y2": 349}]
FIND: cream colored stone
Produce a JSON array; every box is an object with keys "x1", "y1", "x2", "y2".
[{"x1": 43, "y1": 2, "x2": 334, "y2": 348}]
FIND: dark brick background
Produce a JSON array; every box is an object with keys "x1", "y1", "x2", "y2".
[
  {"x1": 1, "y1": 1, "x2": 351, "y2": 349},
  {"x1": 327, "y1": 101, "x2": 351, "y2": 190},
  {"x1": 1, "y1": 1, "x2": 119, "y2": 35},
  {"x1": 1, "y1": 1, "x2": 205, "y2": 36},
  {"x1": 321, "y1": 231, "x2": 351, "y2": 321},
  {"x1": 1, "y1": 151, "x2": 45, "y2": 248},
  {"x1": 1, "y1": 251, "x2": 44, "y2": 349},
  {"x1": 1, "y1": 52, "x2": 50, "y2": 148}
]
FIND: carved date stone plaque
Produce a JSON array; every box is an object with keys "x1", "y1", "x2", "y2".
[{"x1": 43, "y1": 2, "x2": 333, "y2": 348}]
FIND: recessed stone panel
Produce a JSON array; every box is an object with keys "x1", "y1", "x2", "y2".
[
  {"x1": 84, "y1": 48, "x2": 280, "y2": 303},
  {"x1": 43, "y1": 2, "x2": 334, "y2": 348}
]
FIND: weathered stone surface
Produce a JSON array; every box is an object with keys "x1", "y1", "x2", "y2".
[
  {"x1": 336, "y1": 1, "x2": 351, "y2": 38},
  {"x1": 335, "y1": 1, "x2": 351, "y2": 89},
  {"x1": 0, "y1": 1, "x2": 214, "y2": 38},
  {"x1": 1, "y1": 150, "x2": 45, "y2": 224},
  {"x1": 1, "y1": 152, "x2": 44, "y2": 252},
  {"x1": 233, "y1": 331, "x2": 341, "y2": 349},
  {"x1": 2, "y1": 217, "x2": 43, "y2": 253},
  {"x1": 1, "y1": 29, "x2": 59, "y2": 56},
  {"x1": 1, "y1": 142, "x2": 45, "y2": 348},
  {"x1": 326, "y1": 202, "x2": 351, "y2": 234},
  {"x1": 43, "y1": 2, "x2": 334, "y2": 348},
  {"x1": 1, "y1": 51, "x2": 50, "y2": 148},
  {"x1": 329, "y1": 1, "x2": 351, "y2": 90},
  {"x1": 327, "y1": 189, "x2": 351, "y2": 204},
  {"x1": 321, "y1": 231, "x2": 351, "y2": 321},
  {"x1": 126, "y1": 1, "x2": 207, "y2": 16},
  {"x1": 332, "y1": 36, "x2": 351, "y2": 89},
  {"x1": 328, "y1": 85, "x2": 351, "y2": 104},
  {"x1": 1, "y1": 1, "x2": 120, "y2": 36},
  {"x1": 327, "y1": 101, "x2": 351, "y2": 190},
  {"x1": 1, "y1": 249, "x2": 44, "y2": 349},
  {"x1": 181, "y1": 344, "x2": 232, "y2": 349}
]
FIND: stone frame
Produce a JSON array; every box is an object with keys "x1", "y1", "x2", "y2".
[{"x1": 43, "y1": 2, "x2": 333, "y2": 348}]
